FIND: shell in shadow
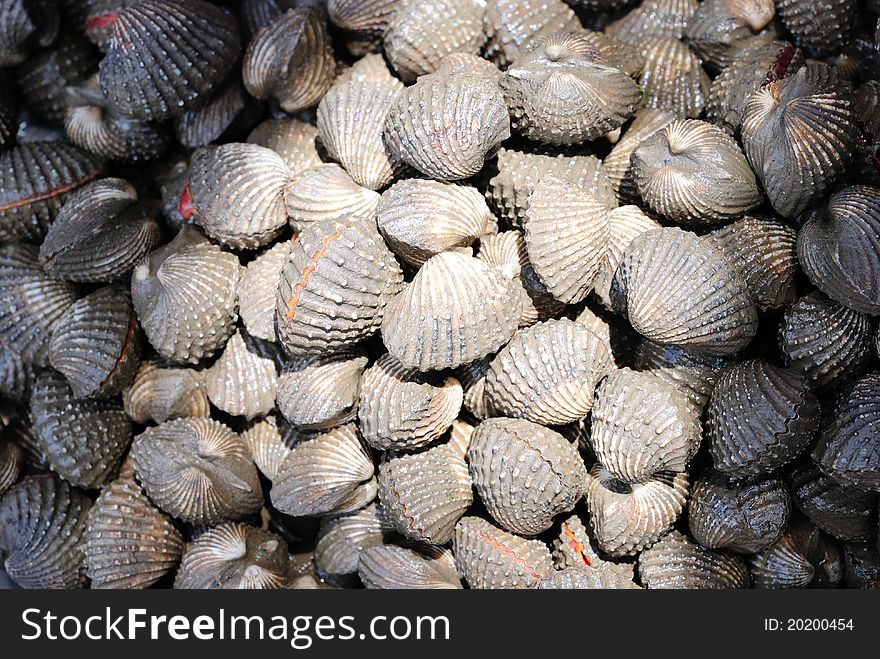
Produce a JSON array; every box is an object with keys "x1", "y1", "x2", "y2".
[
  {"x1": 238, "y1": 240, "x2": 293, "y2": 342},
  {"x1": 750, "y1": 519, "x2": 843, "y2": 588},
  {"x1": 638, "y1": 529, "x2": 751, "y2": 589}
]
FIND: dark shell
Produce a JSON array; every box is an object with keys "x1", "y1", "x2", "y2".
[
  {"x1": 537, "y1": 565, "x2": 642, "y2": 589},
  {"x1": 0, "y1": 0, "x2": 59, "y2": 67},
  {"x1": 99, "y1": 0, "x2": 241, "y2": 121},
  {"x1": 635, "y1": 36, "x2": 710, "y2": 118},
  {"x1": 775, "y1": 0, "x2": 855, "y2": 57},
  {"x1": 0, "y1": 438, "x2": 23, "y2": 496},
  {"x1": 205, "y1": 329, "x2": 281, "y2": 420},
  {"x1": 238, "y1": 240, "x2": 292, "y2": 342},
  {"x1": 247, "y1": 118, "x2": 322, "y2": 175},
  {"x1": 604, "y1": 108, "x2": 677, "y2": 205},
  {"x1": 327, "y1": 0, "x2": 399, "y2": 55},
  {"x1": 750, "y1": 519, "x2": 843, "y2": 588},
  {"x1": 0, "y1": 70, "x2": 18, "y2": 151},
  {"x1": 314, "y1": 503, "x2": 394, "y2": 576},
  {"x1": 707, "y1": 359, "x2": 820, "y2": 479},
  {"x1": 0, "y1": 474, "x2": 91, "y2": 589},
  {"x1": 843, "y1": 543, "x2": 880, "y2": 588},
  {"x1": 358, "y1": 544, "x2": 462, "y2": 590},
  {"x1": 240, "y1": 0, "x2": 318, "y2": 38},
  {"x1": 123, "y1": 360, "x2": 209, "y2": 425},
  {"x1": 173, "y1": 75, "x2": 256, "y2": 150},
  {"x1": 483, "y1": 0, "x2": 580, "y2": 68},
  {"x1": 684, "y1": 0, "x2": 776, "y2": 71},
  {"x1": 31, "y1": 371, "x2": 133, "y2": 489},
  {"x1": 606, "y1": 0, "x2": 698, "y2": 43},
  {"x1": 638, "y1": 530, "x2": 751, "y2": 589},
  {"x1": 130, "y1": 417, "x2": 263, "y2": 524},
  {"x1": 457, "y1": 357, "x2": 492, "y2": 420},
  {"x1": 0, "y1": 336, "x2": 32, "y2": 402}
]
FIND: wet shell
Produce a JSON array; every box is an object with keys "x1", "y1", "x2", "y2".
[
  {"x1": 276, "y1": 217, "x2": 403, "y2": 357},
  {"x1": 130, "y1": 417, "x2": 263, "y2": 525},
  {"x1": 48, "y1": 285, "x2": 140, "y2": 400},
  {"x1": 383, "y1": 0, "x2": 485, "y2": 82},
  {"x1": 314, "y1": 503, "x2": 394, "y2": 576},
  {"x1": 0, "y1": 439, "x2": 22, "y2": 496},
  {"x1": 483, "y1": 0, "x2": 580, "y2": 68},
  {"x1": 247, "y1": 118, "x2": 322, "y2": 175},
  {"x1": 500, "y1": 31, "x2": 641, "y2": 145},
  {"x1": 523, "y1": 176, "x2": 610, "y2": 305},
  {"x1": 240, "y1": 415, "x2": 299, "y2": 482},
  {"x1": 173, "y1": 76, "x2": 256, "y2": 150},
  {"x1": 0, "y1": 242, "x2": 78, "y2": 368},
  {"x1": 0, "y1": 0, "x2": 58, "y2": 66},
  {"x1": 775, "y1": 0, "x2": 855, "y2": 57},
  {"x1": 123, "y1": 360, "x2": 209, "y2": 425},
  {"x1": 377, "y1": 179, "x2": 492, "y2": 268},
  {"x1": 381, "y1": 251, "x2": 522, "y2": 371},
  {"x1": 436, "y1": 52, "x2": 502, "y2": 80},
  {"x1": 334, "y1": 51, "x2": 398, "y2": 86},
  {"x1": 604, "y1": 108, "x2": 677, "y2": 205},
  {"x1": 131, "y1": 225, "x2": 240, "y2": 365},
  {"x1": 270, "y1": 424, "x2": 375, "y2": 518},
  {"x1": 538, "y1": 565, "x2": 642, "y2": 589},
  {"x1": 685, "y1": 0, "x2": 776, "y2": 71},
  {"x1": 708, "y1": 216, "x2": 798, "y2": 310},
  {"x1": 0, "y1": 337, "x2": 32, "y2": 402},
  {"x1": 812, "y1": 372, "x2": 880, "y2": 492},
  {"x1": 638, "y1": 530, "x2": 751, "y2": 589},
  {"x1": 468, "y1": 418, "x2": 588, "y2": 536},
  {"x1": 205, "y1": 329, "x2": 281, "y2": 420},
  {"x1": 742, "y1": 62, "x2": 857, "y2": 218},
  {"x1": 594, "y1": 206, "x2": 662, "y2": 309},
  {"x1": 577, "y1": 29, "x2": 645, "y2": 79},
  {"x1": 636, "y1": 37, "x2": 710, "y2": 118},
  {"x1": 610, "y1": 227, "x2": 758, "y2": 356},
  {"x1": 843, "y1": 543, "x2": 880, "y2": 589},
  {"x1": 633, "y1": 339, "x2": 731, "y2": 411},
  {"x1": 99, "y1": 0, "x2": 241, "y2": 121},
  {"x1": 707, "y1": 359, "x2": 820, "y2": 478},
  {"x1": 750, "y1": 520, "x2": 843, "y2": 588},
  {"x1": 606, "y1": 0, "x2": 698, "y2": 43},
  {"x1": 359, "y1": 544, "x2": 462, "y2": 589},
  {"x1": 378, "y1": 442, "x2": 473, "y2": 544},
  {"x1": 85, "y1": 476, "x2": 184, "y2": 589},
  {"x1": 242, "y1": 8, "x2": 335, "y2": 113},
  {"x1": 186, "y1": 143, "x2": 291, "y2": 250},
  {"x1": 383, "y1": 72, "x2": 510, "y2": 181},
  {"x1": 0, "y1": 141, "x2": 102, "y2": 243},
  {"x1": 38, "y1": 178, "x2": 161, "y2": 284},
  {"x1": 779, "y1": 292, "x2": 873, "y2": 393},
  {"x1": 453, "y1": 516, "x2": 554, "y2": 589},
  {"x1": 688, "y1": 472, "x2": 791, "y2": 554},
  {"x1": 285, "y1": 164, "x2": 381, "y2": 229},
  {"x1": 175, "y1": 524, "x2": 289, "y2": 589},
  {"x1": 0, "y1": 474, "x2": 91, "y2": 589},
  {"x1": 277, "y1": 348, "x2": 367, "y2": 430},
  {"x1": 358, "y1": 353, "x2": 462, "y2": 451},
  {"x1": 585, "y1": 466, "x2": 689, "y2": 557},
  {"x1": 631, "y1": 119, "x2": 761, "y2": 225},
  {"x1": 788, "y1": 461, "x2": 879, "y2": 542},
  {"x1": 485, "y1": 318, "x2": 613, "y2": 425},
  {"x1": 327, "y1": 0, "x2": 400, "y2": 55},
  {"x1": 238, "y1": 240, "x2": 292, "y2": 342},
  {"x1": 798, "y1": 186, "x2": 880, "y2": 316}
]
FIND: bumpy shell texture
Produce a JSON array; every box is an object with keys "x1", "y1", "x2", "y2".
[
  {"x1": 605, "y1": 108, "x2": 677, "y2": 205},
  {"x1": 205, "y1": 329, "x2": 281, "y2": 420},
  {"x1": 483, "y1": 0, "x2": 580, "y2": 67},
  {"x1": 123, "y1": 360, "x2": 209, "y2": 425},
  {"x1": 633, "y1": 339, "x2": 731, "y2": 411},
  {"x1": 638, "y1": 530, "x2": 751, "y2": 589},
  {"x1": 685, "y1": 0, "x2": 776, "y2": 71},
  {"x1": 238, "y1": 240, "x2": 292, "y2": 342},
  {"x1": 606, "y1": 0, "x2": 698, "y2": 43},
  {"x1": 285, "y1": 164, "x2": 381, "y2": 229},
  {"x1": 247, "y1": 118, "x2": 322, "y2": 175},
  {"x1": 314, "y1": 503, "x2": 394, "y2": 576},
  {"x1": 636, "y1": 36, "x2": 710, "y2": 118},
  {"x1": 358, "y1": 544, "x2": 462, "y2": 590},
  {"x1": 775, "y1": 0, "x2": 855, "y2": 57}
]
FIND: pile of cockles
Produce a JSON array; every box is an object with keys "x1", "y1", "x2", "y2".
[{"x1": 1, "y1": 0, "x2": 879, "y2": 590}]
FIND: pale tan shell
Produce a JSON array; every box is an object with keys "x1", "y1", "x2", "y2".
[
  {"x1": 123, "y1": 360, "x2": 209, "y2": 425},
  {"x1": 457, "y1": 356, "x2": 493, "y2": 420},
  {"x1": 285, "y1": 164, "x2": 381, "y2": 229},
  {"x1": 205, "y1": 329, "x2": 281, "y2": 420},
  {"x1": 237, "y1": 240, "x2": 293, "y2": 342},
  {"x1": 246, "y1": 118, "x2": 322, "y2": 175},
  {"x1": 553, "y1": 514, "x2": 637, "y2": 578},
  {"x1": 633, "y1": 339, "x2": 732, "y2": 411},
  {"x1": 483, "y1": 0, "x2": 580, "y2": 68},
  {"x1": 594, "y1": 206, "x2": 662, "y2": 309},
  {"x1": 574, "y1": 306, "x2": 618, "y2": 365},
  {"x1": 358, "y1": 544, "x2": 463, "y2": 589},
  {"x1": 239, "y1": 414, "x2": 300, "y2": 482},
  {"x1": 636, "y1": 36, "x2": 711, "y2": 118},
  {"x1": 638, "y1": 529, "x2": 751, "y2": 589},
  {"x1": 314, "y1": 503, "x2": 395, "y2": 575},
  {"x1": 446, "y1": 418, "x2": 475, "y2": 461},
  {"x1": 606, "y1": 0, "x2": 699, "y2": 43}
]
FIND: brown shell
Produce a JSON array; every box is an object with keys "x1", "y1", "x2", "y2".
[
  {"x1": 594, "y1": 206, "x2": 662, "y2": 309},
  {"x1": 636, "y1": 37, "x2": 710, "y2": 118},
  {"x1": 327, "y1": 0, "x2": 400, "y2": 55},
  {"x1": 633, "y1": 339, "x2": 731, "y2": 411},
  {"x1": 130, "y1": 417, "x2": 263, "y2": 524},
  {"x1": 632, "y1": 119, "x2": 761, "y2": 225},
  {"x1": 0, "y1": 0, "x2": 59, "y2": 67},
  {"x1": 123, "y1": 360, "x2": 209, "y2": 424},
  {"x1": 638, "y1": 530, "x2": 751, "y2": 589},
  {"x1": 483, "y1": 0, "x2": 580, "y2": 68},
  {"x1": 381, "y1": 251, "x2": 522, "y2": 371},
  {"x1": 131, "y1": 225, "x2": 240, "y2": 365},
  {"x1": 238, "y1": 240, "x2": 292, "y2": 342},
  {"x1": 0, "y1": 438, "x2": 22, "y2": 497},
  {"x1": 684, "y1": 0, "x2": 776, "y2": 71},
  {"x1": 537, "y1": 565, "x2": 642, "y2": 590},
  {"x1": 205, "y1": 329, "x2": 281, "y2": 420},
  {"x1": 775, "y1": 0, "x2": 855, "y2": 57},
  {"x1": 285, "y1": 164, "x2": 381, "y2": 229},
  {"x1": 358, "y1": 544, "x2": 462, "y2": 589},
  {"x1": 314, "y1": 503, "x2": 394, "y2": 576},
  {"x1": 239, "y1": 414, "x2": 300, "y2": 482},
  {"x1": 750, "y1": 519, "x2": 843, "y2": 588},
  {"x1": 707, "y1": 359, "x2": 821, "y2": 478},
  {"x1": 247, "y1": 118, "x2": 322, "y2": 175},
  {"x1": 383, "y1": 72, "x2": 510, "y2": 181},
  {"x1": 606, "y1": 0, "x2": 699, "y2": 43},
  {"x1": 242, "y1": 8, "x2": 335, "y2": 113},
  {"x1": 452, "y1": 516, "x2": 554, "y2": 589},
  {"x1": 604, "y1": 108, "x2": 677, "y2": 205}
]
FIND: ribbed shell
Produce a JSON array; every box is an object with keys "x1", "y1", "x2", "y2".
[
  {"x1": 238, "y1": 240, "x2": 292, "y2": 342},
  {"x1": 276, "y1": 217, "x2": 403, "y2": 357},
  {"x1": 453, "y1": 516, "x2": 554, "y2": 589},
  {"x1": 383, "y1": 72, "x2": 510, "y2": 181},
  {"x1": 578, "y1": 29, "x2": 645, "y2": 79},
  {"x1": 750, "y1": 521, "x2": 843, "y2": 588},
  {"x1": 798, "y1": 186, "x2": 880, "y2": 316},
  {"x1": 0, "y1": 242, "x2": 78, "y2": 367},
  {"x1": 123, "y1": 360, "x2": 209, "y2": 424},
  {"x1": 523, "y1": 176, "x2": 610, "y2": 305},
  {"x1": 205, "y1": 329, "x2": 281, "y2": 420},
  {"x1": 742, "y1": 62, "x2": 857, "y2": 218},
  {"x1": 775, "y1": 0, "x2": 854, "y2": 57},
  {"x1": 131, "y1": 225, "x2": 240, "y2": 364},
  {"x1": 610, "y1": 227, "x2": 758, "y2": 356},
  {"x1": 0, "y1": 474, "x2": 91, "y2": 589},
  {"x1": 636, "y1": 37, "x2": 710, "y2": 118},
  {"x1": 359, "y1": 544, "x2": 462, "y2": 589},
  {"x1": 99, "y1": 0, "x2": 240, "y2": 121},
  {"x1": 239, "y1": 415, "x2": 298, "y2": 482},
  {"x1": 0, "y1": 0, "x2": 59, "y2": 67},
  {"x1": 0, "y1": 337, "x2": 31, "y2": 402},
  {"x1": 436, "y1": 52, "x2": 502, "y2": 80},
  {"x1": 270, "y1": 424, "x2": 376, "y2": 518},
  {"x1": 468, "y1": 418, "x2": 587, "y2": 536},
  {"x1": 247, "y1": 118, "x2": 322, "y2": 175},
  {"x1": 276, "y1": 348, "x2": 367, "y2": 430},
  {"x1": 537, "y1": 566, "x2": 642, "y2": 589},
  {"x1": 707, "y1": 359, "x2": 820, "y2": 478},
  {"x1": 684, "y1": 0, "x2": 776, "y2": 71},
  {"x1": 606, "y1": 0, "x2": 698, "y2": 43},
  {"x1": 65, "y1": 96, "x2": 171, "y2": 163},
  {"x1": 483, "y1": 0, "x2": 580, "y2": 67},
  {"x1": 812, "y1": 372, "x2": 880, "y2": 492},
  {"x1": 314, "y1": 503, "x2": 394, "y2": 575},
  {"x1": 31, "y1": 371, "x2": 132, "y2": 489},
  {"x1": 631, "y1": 119, "x2": 761, "y2": 225},
  {"x1": 638, "y1": 530, "x2": 751, "y2": 589},
  {"x1": 447, "y1": 418, "x2": 475, "y2": 461},
  {"x1": 585, "y1": 466, "x2": 690, "y2": 557},
  {"x1": 500, "y1": 31, "x2": 641, "y2": 145},
  {"x1": 130, "y1": 417, "x2": 263, "y2": 525},
  {"x1": 39, "y1": 178, "x2": 161, "y2": 284},
  {"x1": 378, "y1": 442, "x2": 473, "y2": 544},
  {"x1": 381, "y1": 251, "x2": 522, "y2": 371},
  {"x1": 285, "y1": 164, "x2": 381, "y2": 229},
  {"x1": 173, "y1": 76, "x2": 253, "y2": 149},
  {"x1": 175, "y1": 524, "x2": 289, "y2": 589},
  {"x1": 327, "y1": 0, "x2": 399, "y2": 52},
  {"x1": 0, "y1": 141, "x2": 102, "y2": 243},
  {"x1": 553, "y1": 514, "x2": 606, "y2": 571},
  {"x1": 242, "y1": 8, "x2": 335, "y2": 113},
  {"x1": 85, "y1": 476, "x2": 183, "y2": 589},
  {"x1": 187, "y1": 143, "x2": 291, "y2": 250},
  {"x1": 594, "y1": 206, "x2": 662, "y2": 309},
  {"x1": 633, "y1": 339, "x2": 731, "y2": 411},
  {"x1": 485, "y1": 318, "x2": 613, "y2": 425},
  {"x1": 377, "y1": 179, "x2": 492, "y2": 267}
]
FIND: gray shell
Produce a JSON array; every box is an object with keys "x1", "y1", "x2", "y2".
[
  {"x1": 239, "y1": 414, "x2": 301, "y2": 483},
  {"x1": 483, "y1": 0, "x2": 579, "y2": 67},
  {"x1": 638, "y1": 530, "x2": 751, "y2": 589},
  {"x1": 246, "y1": 118, "x2": 322, "y2": 175},
  {"x1": 537, "y1": 566, "x2": 641, "y2": 589},
  {"x1": 123, "y1": 360, "x2": 209, "y2": 425},
  {"x1": 238, "y1": 241, "x2": 293, "y2": 342},
  {"x1": 750, "y1": 520, "x2": 843, "y2": 588},
  {"x1": 314, "y1": 503, "x2": 395, "y2": 575},
  {"x1": 285, "y1": 164, "x2": 381, "y2": 229},
  {"x1": 358, "y1": 544, "x2": 462, "y2": 589},
  {"x1": 205, "y1": 329, "x2": 282, "y2": 420}
]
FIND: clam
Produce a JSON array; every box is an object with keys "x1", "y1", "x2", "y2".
[
  {"x1": 775, "y1": 0, "x2": 855, "y2": 57},
  {"x1": 0, "y1": 434, "x2": 21, "y2": 500},
  {"x1": 238, "y1": 240, "x2": 293, "y2": 342},
  {"x1": 457, "y1": 357, "x2": 493, "y2": 420},
  {"x1": 358, "y1": 544, "x2": 462, "y2": 590},
  {"x1": 577, "y1": 29, "x2": 645, "y2": 79},
  {"x1": 483, "y1": 0, "x2": 579, "y2": 67},
  {"x1": 205, "y1": 329, "x2": 282, "y2": 420},
  {"x1": 685, "y1": 0, "x2": 776, "y2": 71},
  {"x1": 604, "y1": 108, "x2": 677, "y2": 204},
  {"x1": 635, "y1": 37, "x2": 710, "y2": 118},
  {"x1": 447, "y1": 418, "x2": 475, "y2": 461},
  {"x1": 594, "y1": 206, "x2": 662, "y2": 309},
  {"x1": 0, "y1": 0, "x2": 58, "y2": 66},
  {"x1": 606, "y1": 0, "x2": 699, "y2": 43},
  {"x1": 284, "y1": 164, "x2": 381, "y2": 229},
  {"x1": 173, "y1": 75, "x2": 258, "y2": 150},
  {"x1": 240, "y1": 0, "x2": 316, "y2": 37},
  {"x1": 314, "y1": 503, "x2": 395, "y2": 576},
  {"x1": 239, "y1": 415, "x2": 298, "y2": 483},
  {"x1": 247, "y1": 118, "x2": 322, "y2": 175},
  {"x1": 0, "y1": 337, "x2": 32, "y2": 403},
  {"x1": 123, "y1": 360, "x2": 209, "y2": 425},
  {"x1": 436, "y1": 52, "x2": 503, "y2": 80},
  {"x1": 553, "y1": 514, "x2": 627, "y2": 574},
  {"x1": 327, "y1": 0, "x2": 400, "y2": 55},
  {"x1": 638, "y1": 530, "x2": 751, "y2": 589},
  {"x1": 750, "y1": 519, "x2": 843, "y2": 588},
  {"x1": 537, "y1": 565, "x2": 642, "y2": 590}
]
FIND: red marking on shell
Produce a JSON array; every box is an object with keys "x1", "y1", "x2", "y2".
[
  {"x1": 766, "y1": 46, "x2": 797, "y2": 85},
  {"x1": 0, "y1": 172, "x2": 101, "y2": 213},
  {"x1": 86, "y1": 12, "x2": 119, "y2": 31},
  {"x1": 285, "y1": 226, "x2": 347, "y2": 320},
  {"x1": 562, "y1": 521, "x2": 592, "y2": 567},
  {"x1": 179, "y1": 186, "x2": 194, "y2": 220},
  {"x1": 99, "y1": 308, "x2": 138, "y2": 390},
  {"x1": 477, "y1": 529, "x2": 543, "y2": 580}
]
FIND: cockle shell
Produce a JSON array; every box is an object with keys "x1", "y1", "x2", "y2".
[
  {"x1": 538, "y1": 565, "x2": 642, "y2": 590},
  {"x1": 468, "y1": 418, "x2": 588, "y2": 536},
  {"x1": 610, "y1": 227, "x2": 758, "y2": 356},
  {"x1": 635, "y1": 37, "x2": 710, "y2": 118},
  {"x1": 775, "y1": 0, "x2": 855, "y2": 57},
  {"x1": 359, "y1": 544, "x2": 462, "y2": 589},
  {"x1": 638, "y1": 530, "x2": 751, "y2": 589},
  {"x1": 130, "y1": 417, "x2": 263, "y2": 524},
  {"x1": 606, "y1": 0, "x2": 699, "y2": 43},
  {"x1": 276, "y1": 217, "x2": 403, "y2": 357},
  {"x1": 238, "y1": 240, "x2": 293, "y2": 342},
  {"x1": 175, "y1": 524, "x2": 289, "y2": 589},
  {"x1": 314, "y1": 503, "x2": 395, "y2": 576},
  {"x1": 381, "y1": 251, "x2": 522, "y2": 371},
  {"x1": 173, "y1": 75, "x2": 258, "y2": 150},
  {"x1": 750, "y1": 519, "x2": 843, "y2": 588},
  {"x1": 0, "y1": 0, "x2": 59, "y2": 67},
  {"x1": 604, "y1": 108, "x2": 677, "y2": 204},
  {"x1": 594, "y1": 206, "x2": 662, "y2": 309},
  {"x1": 205, "y1": 329, "x2": 281, "y2": 420},
  {"x1": 707, "y1": 359, "x2": 820, "y2": 478},
  {"x1": 577, "y1": 29, "x2": 645, "y2": 79},
  {"x1": 553, "y1": 514, "x2": 624, "y2": 573},
  {"x1": 0, "y1": 437, "x2": 22, "y2": 497},
  {"x1": 239, "y1": 415, "x2": 299, "y2": 482},
  {"x1": 483, "y1": 0, "x2": 580, "y2": 67},
  {"x1": 0, "y1": 337, "x2": 32, "y2": 402},
  {"x1": 633, "y1": 339, "x2": 731, "y2": 411},
  {"x1": 247, "y1": 118, "x2": 322, "y2": 175},
  {"x1": 123, "y1": 360, "x2": 209, "y2": 424},
  {"x1": 447, "y1": 418, "x2": 475, "y2": 461},
  {"x1": 453, "y1": 516, "x2": 554, "y2": 589},
  {"x1": 383, "y1": 72, "x2": 510, "y2": 181},
  {"x1": 457, "y1": 356, "x2": 493, "y2": 420},
  {"x1": 285, "y1": 164, "x2": 381, "y2": 229},
  {"x1": 631, "y1": 119, "x2": 761, "y2": 225},
  {"x1": 685, "y1": 0, "x2": 776, "y2": 71},
  {"x1": 131, "y1": 226, "x2": 240, "y2": 365},
  {"x1": 239, "y1": 0, "x2": 316, "y2": 38},
  {"x1": 436, "y1": 52, "x2": 502, "y2": 80},
  {"x1": 327, "y1": 0, "x2": 400, "y2": 55}
]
